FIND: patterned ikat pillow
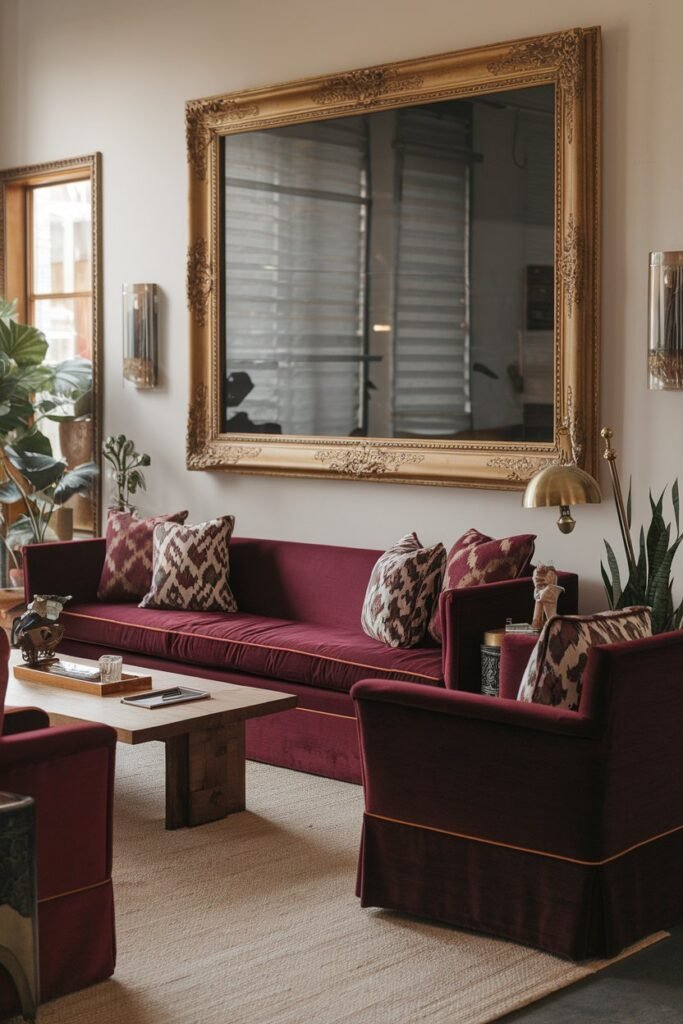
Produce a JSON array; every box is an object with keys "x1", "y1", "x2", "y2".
[
  {"x1": 361, "y1": 532, "x2": 446, "y2": 649},
  {"x1": 516, "y1": 606, "x2": 652, "y2": 711},
  {"x1": 97, "y1": 509, "x2": 189, "y2": 602},
  {"x1": 139, "y1": 515, "x2": 238, "y2": 612},
  {"x1": 428, "y1": 528, "x2": 536, "y2": 643}
]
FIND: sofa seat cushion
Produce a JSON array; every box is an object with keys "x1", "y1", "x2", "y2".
[{"x1": 61, "y1": 604, "x2": 444, "y2": 693}]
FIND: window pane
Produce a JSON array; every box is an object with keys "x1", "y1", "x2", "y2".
[
  {"x1": 33, "y1": 296, "x2": 92, "y2": 362},
  {"x1": 32, "y1": 181, "x2": 92, "y2": 295}
]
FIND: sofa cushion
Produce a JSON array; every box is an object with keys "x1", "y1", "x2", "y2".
[
  {"x1": 97, "y1": 509, "x2": 188, "y2": 601},
  {"x1": 140, "y1": 516, "x2": 238, "y2": 613},
  {"x1": 429, "y1": 528, "x2": 536, "y2": 642},
  {"x1": 517, "y1": 606, "x2": 652, "y2": 711},
  {"x1": 61, "y1": 604, "x2": 443, "y2": 693},
  {"x1": 361, "y1": 533, "x2": 446, "y2": 648}
]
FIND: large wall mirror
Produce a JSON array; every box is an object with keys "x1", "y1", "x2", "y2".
[{"x1": 187, "y1": 27, "x2": 600, "y2": 488}]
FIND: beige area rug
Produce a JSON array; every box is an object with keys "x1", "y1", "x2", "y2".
[{"x1": 30, "y1": 745, "x2": 665, "y2": 1024}]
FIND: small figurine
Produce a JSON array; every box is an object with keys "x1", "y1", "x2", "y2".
[
  {"x1": 11, "y1": 595, "x2": 72, "y2": 667},
  {"x1": 531, "y1": 565, "x2": 564, "y2": 630}
]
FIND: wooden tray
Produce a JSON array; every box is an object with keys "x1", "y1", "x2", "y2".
[{"x1": 13, "y1": 663, "x2": 153, "y2": 696}]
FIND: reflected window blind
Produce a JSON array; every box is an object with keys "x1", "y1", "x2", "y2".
[
  {"x1": 223, "y1": 120, "x2": 368, "y2": 436},
  {"x1": 393, "y1": 109, "x2": 470, "y2": 437}
]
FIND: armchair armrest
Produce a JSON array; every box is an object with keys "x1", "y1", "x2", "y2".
[
  {"x1": 23, "y1": 538, "x2": 106, "y2": 604},
  {"x1": 352, "y1": 677, "x2": 602, "y2": 862},
  {"x1": 0, "y1": 722, "x2": 116, "y2": 900},
  {"x1": 440, "y1": 570, "x2": 577, "y2": 691},
  {"x1": 499, "y1": 634, "x2": 538, "y2": 699},
  {"x1": 2, "y1": 706, "x2": 50, "y2": 735}
]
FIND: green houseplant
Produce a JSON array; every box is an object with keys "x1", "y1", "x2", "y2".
[
  {"x1": 602, "y1": 480, "x2": 683, "y2": 634},
  {"x1": 102, "y1": 434, "x2": 151, "y2": 512},
  {"x1": 0, "y1": 299, "x2": 98, "y2": 580}
]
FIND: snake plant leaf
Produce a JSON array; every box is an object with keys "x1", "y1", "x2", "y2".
[
  {"x1": 619, "y1": 527, "x2": 648, "y2": 608},
  {"x1": 603, "y1": 539, "x2": 622, "y2": 605},
  {"x1": 3, "y1": 444, "x2": 66, "y2": 491},
  {"x1": 0, "y1": 318, "x2": 48, "y2": 366},
  {"x1": 53, "y1": 461, "x2": 99, "y2": 504},
  {"x1": 673, "y1": 479, "x2": 680, "y2": 537},
  {"x1": 646, "y1": 503, "x2": 670, "y2": 593},
  {"x1": 647, "y1": 535, "x2": 683, "y2": 633},
  {"x1": 626, "y1": 478, "x2": 632, "y2": 530},
  {"x1": 601, "y1": 561, "x2": 615, "y2": 609}
]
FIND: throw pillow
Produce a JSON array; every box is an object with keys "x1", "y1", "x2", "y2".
[
  {"x1": 97, "y1": 509, "x2": 189, "y2": 602},
  {"x1": 428, "y1": 528, "x2": 536, "y2": 642},
  {"x1": 361, "y1": 532, "x2": 446, "y2": 649},
  {"x1": 139, "y1": 515, "x2": 238, "y2": 613},
  {"x1": 516, "y1": 606, "x2": 652, "y2": 711}
]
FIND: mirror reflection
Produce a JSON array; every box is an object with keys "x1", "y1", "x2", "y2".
[{"x1": 221, "y1": 84, "x2": 554, "y2": 443}]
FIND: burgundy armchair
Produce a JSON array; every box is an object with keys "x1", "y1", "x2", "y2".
[
  {"x1": 0, "y1": 632, "x2": 117, "y2": 1015},
  {"x1": 352, "y1": 630, "x2": 683, "y2": 960}
]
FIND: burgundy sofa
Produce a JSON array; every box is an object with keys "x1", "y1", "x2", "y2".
[
  {"x1": 352, "y1": 630, "x2": 683, "y2": 959},
  {"x1": 23, "y1": 535, "x2": 577, "y2": 784},
  {"x1": 0, "y1": 632, "x2": 116, "y2": 1014}
]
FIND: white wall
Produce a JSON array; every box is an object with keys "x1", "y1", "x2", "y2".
[{"x1": 2, "y1": 0, "x2": 683, "y2": 611}]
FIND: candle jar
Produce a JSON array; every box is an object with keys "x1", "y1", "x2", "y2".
[{"x1": 648, "y1": 252, "x2": 683, "y2": 390}]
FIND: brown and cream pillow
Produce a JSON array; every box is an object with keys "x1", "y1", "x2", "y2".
[
  {"x1": 361, "y1": 533, "x2": 446, "y2": 649},
  {"x1": 97, "y1": 509, "x2": 189, "y2": 602},
  {"x1": 139, "y1": 515, "x2": 238, "y2": 613},
  {"x1": 428, "y1": 528, "x2": 536, "y2": 642},
  {"x1": 517, "y1": 606, "x2": 652, "y2": 711}
]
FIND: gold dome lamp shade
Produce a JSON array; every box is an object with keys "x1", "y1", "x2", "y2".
[
  {"x1": 522, "y1": 387, "x2": 603, "y2": 534},
  {"x1": 523, "y1": 462, "x2": 602, "y2": 534}
]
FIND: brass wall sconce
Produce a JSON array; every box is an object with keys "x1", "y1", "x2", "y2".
[
  {"x1": 123, "y1": 283, "x2": 159, "y2": 389},
  {"x1": 648, "y1": 251, "x2": 683, "y2": 390}
]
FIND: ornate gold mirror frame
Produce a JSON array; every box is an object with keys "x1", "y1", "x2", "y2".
[{"x1": 186, "y1": 26, "x2": 600, "y2": 489}]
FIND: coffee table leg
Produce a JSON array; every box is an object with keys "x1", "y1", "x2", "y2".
[{"x1": 164, "y1": 718, "x2": 246, "y2": 829}]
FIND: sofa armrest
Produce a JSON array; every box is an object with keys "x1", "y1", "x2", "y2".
[
  {"x1": 499, "y1": 634, "x2": 538, "y2": 699},
  {"x1": 23, "y1": 538, "x2": 106, "y2": 604},
  {"x1": 0, "y1": 722, "x2": 116, "y2": 899},
  {"x1": 440, "y1": 570, "x2": 578, "y2": 691},
  {"x1": 352, "y1": 677, "x2": 602, "y2": 862}
]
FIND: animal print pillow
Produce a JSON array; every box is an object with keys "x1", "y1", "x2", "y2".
[
  {"x1": 361, "y1": 533, "x2": 446, "y2": 648},
  {"x1": 139, "y1": 516, "x2": 238, "y2": 613},
  {"x1": 428, "y1": 528, "x2": 535, "y2": 642},
  {"x1": 517, "y1": 607, "x2": 652, "y2": 711}
]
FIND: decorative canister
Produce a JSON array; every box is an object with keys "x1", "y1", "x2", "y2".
[{"x1": 480, "y1": 629, "x2": 505, "y2": 697}]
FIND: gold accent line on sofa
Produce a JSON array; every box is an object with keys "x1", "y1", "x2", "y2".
[
  {"x1": 365, "y1": 813, "x2": 683, "y2": 867},
  {"x1": 39, "y1": 877, "x2": 112, "y2": 905},
  {"x1": 296, "y1": 707, "x2": 356, "y2": 721},
  {"x1": 61, "y1": 611, "x2": 442, "y2": 683}
]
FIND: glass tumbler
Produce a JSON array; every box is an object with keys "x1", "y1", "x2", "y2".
[{"x1": 99, "y1": 655, "x2": 123, "y2": 684}]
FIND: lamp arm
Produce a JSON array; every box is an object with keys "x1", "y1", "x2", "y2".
[{"x1": 601, "y1": 428, "x2": 637, "y2": 575}]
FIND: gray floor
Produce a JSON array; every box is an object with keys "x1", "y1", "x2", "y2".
[{"x1": 503, "y1": 924, "x2": 683, "y2": 1023}]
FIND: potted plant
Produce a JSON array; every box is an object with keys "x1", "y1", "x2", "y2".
[
  {"x1": 0, "y1": 445, "x2": 98, "y2": 584},
  {"x1": 102, "y1": 434, "x2": 151, "y2": 512},
  {"x1": 0, "y1": 298, "x2": 97, "y2": 582}
]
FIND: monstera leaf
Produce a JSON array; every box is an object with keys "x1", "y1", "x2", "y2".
[
  {"x1": 53, "y1": 461, "x2": 99, "y2": 504},
  {"x1": 0, "y1": 318, "x2": 48, "y2": 366},
  {"x1": 3, "y1": 444, "x2": 66, "y2": 492}
]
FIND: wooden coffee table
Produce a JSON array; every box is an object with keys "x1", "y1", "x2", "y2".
[{"x1": 6, "y1": 650, "x2": 297, "y2": 830}]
